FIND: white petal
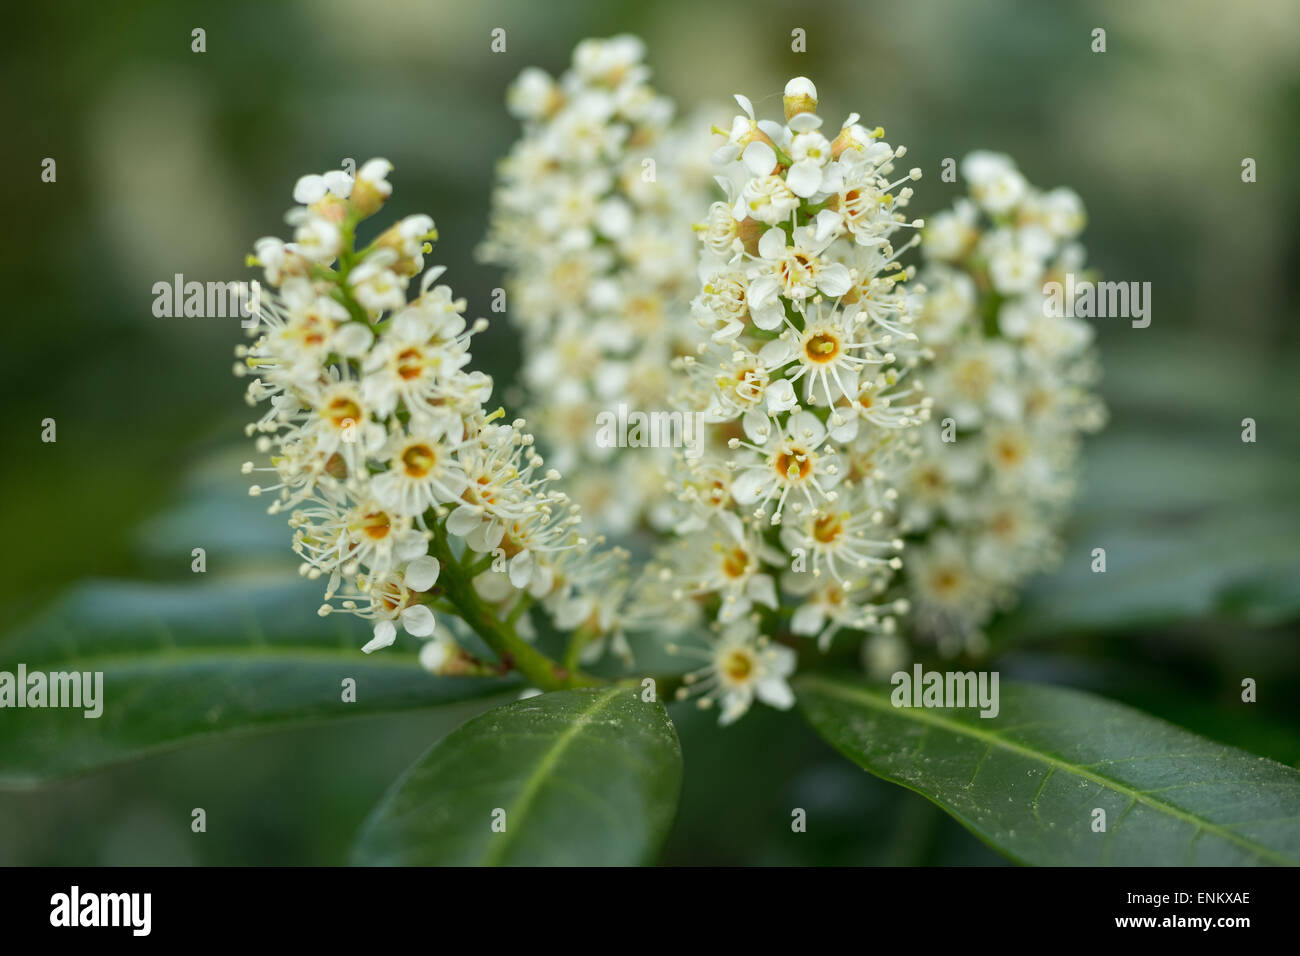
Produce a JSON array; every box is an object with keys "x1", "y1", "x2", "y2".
[
  {"x1": 718, "y1": 690, "x2": 752, "y2": 726},
  {"x1": 731, "y1": 468, "x2": 769, "y2": 505},
  {"x1": 419, "y1": 264, "x2": 448, "y2": 293},
  {"x1": 813, "y1": 208, "x2": 843, "y2": 242},
  {"x1": 784, "y1": 76, "x2": 817, "y2": 99},
  {"x1": 401, "y1": 603, "x2": 436, "y2": 638},
  {"x1": 765, "y1": 379, "x2": 797, "y2": 413},
  {"x1": 757, "y1": 120, "x2": 788, "y2": 144},
  {"x1": 362, "y1": 620, "x2": 396, "y2": 654},
  {"x1": 395, "y1": 532, "x2": 429, "y2": 562},
  {"x1": 446, "y1": 504, "x2": 482, "y2": 536},
  {"x1": 508, "y1": 550, "x2": 533, "y2": 589},
  {"x1": 293, "y1": 174, "x2": 327, "y2": 205},
  {"x1": 358, "y1": 157, "x2": 393, "y2": 183},
  {"x1": 403, "y1": 555, "x2": 441, "y2": 591},
  {"x1": 786, "y1": 160, "x2": 823, "y2": 198},
  {"x1": 418, "y1": 638, "x2": 448, "y2": 673},
  {"x1": 742, "y1": 408, "x2": 772, "y2": 444},
  {"x1": 787, "y1": 112, "x2": 823, "y2": 134},
  {"x1": 742, "y1": 141, "x2": 777, "y2": 177},
  {"x1": 756, "y1": 677, "x2": 795, "y2": 710},
  {"x1": 712, "y1": 143, "x2": 742, "y2": 165},
  {"x1": 758, "y1": 337, "x2": 793, "y2": 365},
  {"x1": 322, "y1": 169, "x2": 354, "y2": 197},
  {"x1": 475, "y1": 569, "x2": 513, "y2": 602},
  {"x1": 790, "y1": 601, "x2": 825, "y2": 635},
  {"x1": 757, "y1": 228, "x2": 787, "y2": 260},
  {"x1": 817, "y1": 263, "x2": 853, "y2": 297},
  {"x1": 747, "y1": 574, "x2": 778, "y2": 609},
  {"x1": 733, "y1": 93, "x2": 755, "y2": 119},
  {"x1": 770, "y1": 643, "x2": 798, "y2": 676},
  {"x1": 334, "y1": 323, "x2": 373, "y2": 357},
  {"x1": 829, "y1": 417, "x2": 859, "y2": 443},
  {"x1": 717, "y1": 510, "x2": 745, "y2": 544},
  {"x1": 787, "y1": 409, "x2": 819, "y2": 440},
  {"x1": 750, "y1": 298, "x2": 785, "y2": 331}
]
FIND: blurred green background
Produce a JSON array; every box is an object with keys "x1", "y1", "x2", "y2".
[{"x1": 2, "y1": 0, "x2": 1298, "y2": 864}]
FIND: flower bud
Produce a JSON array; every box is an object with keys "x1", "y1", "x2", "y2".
[
  {"x1": 783, "y1": 77, "x2": 818, "y2": 121},
  {"x1": 351, "y1": 158, "x2": 393, "y2": 218}
]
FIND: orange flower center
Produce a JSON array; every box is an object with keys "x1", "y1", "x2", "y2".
[
  {"x1": 326, "y1": 395, "x2": 361, "y2": 429},
  {"x1": 721, "y1": 547, "x2": 750, "y2": 579},
  {"x1": 722, "y1": 649, "x2": 754, "y2": 681},
  {"x1": 402, "y1": 443, "x2": 436, "y2": 478},
  {"x1": 804, "y1": 331, "x2": 841, "y2": 364},
  {"x1": 812, "y1": 512, "x2": 843, "y2": 543},
  {"x1": 775, "y1": 447, "x2": 813, "y2": 481}
]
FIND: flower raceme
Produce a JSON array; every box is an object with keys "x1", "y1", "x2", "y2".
[
  {"x1": 236, "y1": 160, "x2": 629, "y2": 691},
  {"x1": 479, "y1": 35, "x2": 713, "y2": 538},
  {"x1": 629, "y1": 77, "x2": 935, "y2": 722},
  {"x1": 900, "y1": 152, "x2": 1106, "y2": 654}
]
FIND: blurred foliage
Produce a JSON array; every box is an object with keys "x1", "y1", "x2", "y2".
[{"x1": 2, "y1": 0, "x2": 1298, "y2": 863}]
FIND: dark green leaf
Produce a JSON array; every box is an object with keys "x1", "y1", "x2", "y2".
[
  {"x1": 796, "y1": 673, "x2": 1300, "y2": 865},
  {"x1": 0, "y1": 576, "x2": 511, "y2": 786},
  {"x1": 352, "y1": 686, "x2": 683, "y2": 865}
]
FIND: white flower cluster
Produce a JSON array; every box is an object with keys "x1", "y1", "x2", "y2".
[
  {"x1": 479, "y1": 35, "x2": 713, "y2": 536},
  {"x1": 232, "y1": 50, "x2": 1109, "y2": 726},
  {"x1": 639, "y1": 78, "x2": 934, "y2": 723},
  {"x1": 901, "y1": 152, "x2": 1106, "y2": 653},
  {"x1": 237, "y1": 160, "x2": 627, "y2": 668}
]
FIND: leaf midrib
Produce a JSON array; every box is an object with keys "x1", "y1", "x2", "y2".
[
  {"x1": 480, "y1": 687, "x2": 623, "y2": 866},
  {"x1": 798, "y1": 674, "x2": 1295, "y2": 866}
]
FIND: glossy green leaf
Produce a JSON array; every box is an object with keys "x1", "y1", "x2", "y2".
[
  {"x1": 0, "y1": 575, "x2": 512, "y2": 786},
  {"x1": 796, "y1": 673, "x2": 1300, "y2": 865},
  {"x1": 352, "y1": 686, "x2": 683, "y2": 865}
]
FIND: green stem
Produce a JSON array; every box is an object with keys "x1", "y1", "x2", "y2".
[
  {"x1": 428, "y1": 521, "x2": 600, "y2": 692},
  {"x1": 562, "y1": 627, "x2": 594, "y2": 673}
]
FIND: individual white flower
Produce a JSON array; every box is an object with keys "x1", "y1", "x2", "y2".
[
  {"x1": 290, "y1": 493, "x2": 428, "y2": 594},
  {"x1": 961, "y1": 151, "x2": 1027, "y2": 215},
  {"x1": 319, "y1": 563, "x2": 440, "y2": 654},
  {"x1": 507, "y1": 66, "x2": 561, "y2": 120},
  {"x1": 287, "y1": 209, "x2": 342, "y2": 264},
  {"x1": 749, "y1": 224, "x2": 852, "y2": 310},
  {"x1": 348, "y1": 253, "x2": 408, "y2": 314},
  {"x1": 729, "y1": 409, "x2": 843, "y2": 524},
  {"x1": 786, "y1": 130, "x2": 834, "y2": 197},
  {"x1": 673, "y1": 618, "x2": 796, "y2": 725},
  {"x1": 778, "y1": 491, "x2": 903, "y2": 586},
  {"x1": 371, "y1": 425, "x2": 470, "y2": 517},
  {"x1": 665, "y1": 512, "x2": 779, "y2": 622},
  {"x1": 735, "y1": 171, "x2": 798, "y2": 226},
  {"x1": 783, "y1": 570, "x2": 907, "y2": 651},
  {"x1": 781, "y1": 300, "x2": 891, "y2": 409},
  {"x1": 921, "y1": 199, "x2": 979, "y2": 261}
]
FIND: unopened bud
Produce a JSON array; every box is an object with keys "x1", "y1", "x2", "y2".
[{"x1": 783, "y1": 77, "x2": 818, "y2": 121}]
